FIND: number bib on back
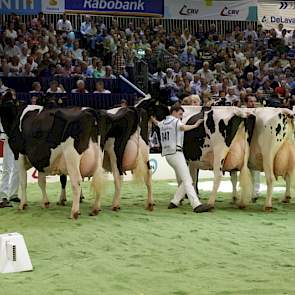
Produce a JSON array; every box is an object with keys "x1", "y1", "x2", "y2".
[{"x1": 159, "y1": 117, "x2": 178, "y2": 156}]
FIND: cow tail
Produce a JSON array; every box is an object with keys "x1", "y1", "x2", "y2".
[
  {"x1": 238, "y1": 123, "x2": 253, "y2": 208},
  {"x1": 91, "y1": 136, "x2": 105, "y2": 197},
  {"x1": 132, "y1": 129, "x2": 148, "y2": 183}
]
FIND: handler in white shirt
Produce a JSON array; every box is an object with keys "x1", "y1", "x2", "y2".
[{"x1": 152, "y1": 103, "x2": 212, "y2": 213}]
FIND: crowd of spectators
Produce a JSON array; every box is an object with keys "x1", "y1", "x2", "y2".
[
  {"x1": 0, "y1": 12, "x2": 295, "y2": 108},
  {"x1": 149, "y1": 23, "x2": 295, "y2": 108}
]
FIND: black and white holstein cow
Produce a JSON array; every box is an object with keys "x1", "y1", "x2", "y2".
[
  {"x1": 58, "y1": 96, "x2": 169, "y2": 211},
  {"x1": 231, "y1": 107, "x2": 295, "y2": 210},
  {"x1": 182, "y1": 106, "x2": 256, "y2": 208},
  {"x1": 0, "y1": 92, "x2": 110, "y2": 219}
]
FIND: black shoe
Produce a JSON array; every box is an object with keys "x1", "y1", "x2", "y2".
[
  {"x1": 193, "y1": 204, "x2": 212, "y2": 213},
  {"x1": 168, "y1": 202, "x2": 178, "y2": 209},
  {"x1": 9, "y1": 196, "x2": 21, "y2": 203},
  {"x1": 0, "y1": 199, "x2": 13, "y2": 208}
]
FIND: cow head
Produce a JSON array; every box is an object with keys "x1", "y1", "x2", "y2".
[{"x1": 135, "y1": 95, "x2": 169, "y2": 121}]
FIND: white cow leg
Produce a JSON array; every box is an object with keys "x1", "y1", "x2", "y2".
[
  {"x1": 111, "y1": 166, "x2": 122, "y2": 211},
  {"x1": 231, "y1": 171, "x2": 238, "y2": 203},
  {"x1": 264, "y1": 174, "x2": 273, "y2": 211},
  {"x1": 18, "y1": 155, "x2": 28, "y2": 210},
  {"x1": 207, "y1": 156, "x2": 224, "y2": 207},
  {"x1": 144, "y1": 166, "x2": 153, "y2": 211},
  {"x1": 38, "y1": 172, "x2": 50, "y2": 208},
  {"x1": 282, "y1": 175, "x2": 291, "y2": 203},
  {"x1": 64, "y1": 152, "x2": 82, "y2": 219}
]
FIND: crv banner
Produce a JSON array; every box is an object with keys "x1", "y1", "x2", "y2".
[{"x1": 164, "y1": 0, "x2": 257, "y2": 21}]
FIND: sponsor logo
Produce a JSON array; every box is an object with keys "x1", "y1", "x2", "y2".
[
  {"x1": 220, "y1": 6, "x2": 239, "y2": 16},
  {"x1": 49, "y1": 0, "x2": 58, "y2": 5},
  {"x1": 83, "y1": 0, "x2": 145, "y2": 11},
  {"x1": 149, "y1": 159, "x2": 157, "y2": 175},
  {"x1": 179, "y1": 4, "x2": 199, "y2": 16},
  {"x1": 270, "y1": 16, "x2": 295, "y2": 24},
  {"x1": 262, "y1": 16, "x2": 268, "y2": 22},
  {"x1": 279, "y1": 1, "x2": 295, "y2": 9}
]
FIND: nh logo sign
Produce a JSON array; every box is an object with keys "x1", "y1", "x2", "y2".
[{"x1": 0, "y1": 0, "x2": 34, "y2": 9}]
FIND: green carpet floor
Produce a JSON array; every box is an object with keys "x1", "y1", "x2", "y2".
[{"x1": 0, "y1": 179, "x2": 294, "y2": 295}]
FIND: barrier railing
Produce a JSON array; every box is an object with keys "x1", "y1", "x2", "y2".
[
  {"x1": 16, "y1": 92, "x2": 137, "y2": 109},
  {"x1": 0, "y1": 14, "x2": 257, "y2": 35}
]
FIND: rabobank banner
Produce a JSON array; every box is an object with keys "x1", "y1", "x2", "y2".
[
  {"x1": 258, "y1": 1, "x2": 295, "y2": 30},
  {"x1": 65, "y1": 0, "x2": 164, "y2": 16},
  {"x1": 0, "y1": 0, "x2": 41, "y2": 14},
  {"x1": 164, "y1": 0, "x2": 257, "y2": 21}
]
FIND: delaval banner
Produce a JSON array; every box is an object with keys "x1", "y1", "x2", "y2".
[
  {"x1": 42, "y1": 0, "x2": 65, "y2": 14},
  {"x1": 164, "y1": 0, "x2": 257, "y2": 21},
  {"x1": 258, "y1": 1, "x2": 295, "y2": 30},
  {"x1": 0, "y1": 0, "x2": 41, "y2": 14},
  {"x1": 65, "y1": 0, "x2": 164, "y2": 17}
]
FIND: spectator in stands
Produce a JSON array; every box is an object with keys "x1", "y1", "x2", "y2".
[
  {"x1": 56, "y1": 13, "x2": 73, "y2": 34},
  {"x1": 179, "y1": 46, "x2": 196, "y2": 73},
  {"x1": 22, "y1": 63, "x2": 35, "y2": 77},
  {"x1": 93, "y1": 59, "x2": 106, "y2": 78},
  {"x1": 104, "y1": 66, "x2": 116, "y2": 79},
  {"x1": 113, "y1": 47, "x2": 126, "y2": 76},
  {"x1": 31, "y1": 12, "x2": 45, "y2": 30},
  {"x1": 4, "y1": 22, "x2": 17, "y2": 40},
  {"x1": 30, "y1": 82, "x2": 43, "y2": 94},
  {"x1": 4, "y1": 38, "x2": 20, "y2": 59},
  {"x1": 72, "y1": 40, "x2": 83, "y2": 61},
  {"x1": 71, "y1": 79, "x2": 89, "y2": 93},
  {"x1": 47, "y1": 80, "x2": 66, "y2": 94},
  {"x1": 94, "y1": 80, "x2": 111, "y2": 94},
  {"x1": 197, "y1": 62, "x2": 214, "y2": 83},
  {"x1": 8, "y1": 56, "x2": 22, "y2": 76},
  {"x1": 190, "y1": 74, "x2": 201, "y2": 95},
  {"x1": 226, "y1": 86, "x2": 239, "y2": 105}
]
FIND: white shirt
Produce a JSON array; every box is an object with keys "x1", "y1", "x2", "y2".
[
  {"x1": 80, "y1": 21, "x2": 92, "y2": 36},
  {"x1": 93, "y1": 90, "x2": 111, "y2": 94},
  {"x1": 158, "y1": 116, "x2": 184, "y2": 156},
  {"x1": 47, "y1": 87, "x2": 65, "y2": 94},
  {"x1": 57, "y1": 19, "x2": 73, "y2": 32}
]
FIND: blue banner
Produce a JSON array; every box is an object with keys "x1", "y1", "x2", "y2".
[
  {"x1": 0, "y1": 0, "x2": 41, "y2": 15},
  {"x1": 65, "y1": 0, "x2": 163, "y2": 16}
]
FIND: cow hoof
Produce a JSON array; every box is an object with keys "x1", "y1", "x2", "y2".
[
  {"x1": 42, "y1": 202, "x2": 50, "y2": 209},
  {"x1": 146, "y1": 203, "x2": 154, "y2": 211},
  {"x1": 238, "y1": 204, "x2": 246, "y2": 210},
  {"x1": 264, "y1": 206, "x2": 272, "y2": 212},
  {"x1": 57, "y1": 200, "x2": 67, "y2": 206},
  {"x1": 89, "y1": 209, "x2": 101, "y2": 216},
  {"x1": 19, "y1": 203, "x2": 28, "y2": 210},
  {"x1": 80, "y1": 196, "x2": 85, "y2": 203},
  {"x1": 282, "y1": 196, "x2": 291, "y2": 203},
  {"x1": 72, "y1": 211, "x2": 80, "y2": 220},
  {"x1": 207, "y1": 201, "x2": 215, "y2": 207},
  {"x1": 112, "y1": 206, "x2": 121, "y2": 212}
]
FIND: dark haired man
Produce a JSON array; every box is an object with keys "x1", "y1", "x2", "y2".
[{"x1": 152, "y1": 103, "x2": 212, "y2": 213}]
